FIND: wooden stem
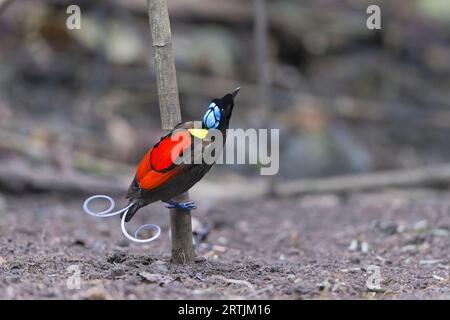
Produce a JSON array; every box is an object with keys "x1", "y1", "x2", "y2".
[{"x1": 147, "y1": 0, "x2": 195, "y2": 264}]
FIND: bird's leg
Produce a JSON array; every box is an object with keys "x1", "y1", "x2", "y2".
[{"x1": 164, "y1": 199, "x2": 197, "y2": 211}]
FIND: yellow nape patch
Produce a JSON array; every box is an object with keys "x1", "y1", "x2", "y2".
[{"x1": 188, "y1": 128, "x2": 209, "y2": 139}]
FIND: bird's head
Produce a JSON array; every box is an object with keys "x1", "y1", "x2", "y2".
[{"x1": 202, "y1": 87, "x2": 240, "y2": 129}]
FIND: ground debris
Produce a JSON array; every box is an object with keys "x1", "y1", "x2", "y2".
[
  {"x1": 106, "y1": 251, "x2": 128, "y2": 264},
  {"x1": 1, "y1": 192, "x2": 450, "y2": 299},
  {"x1": 211, "y1": 275, "x2": 256, "y2": 293},
  {"x1": 138, "y1": 272, "x2": 173, "y2": 285},
  {"x1": 432, "y1": 274, "x2": 447, "y2": 282},
  {"x1": 420, "y1": 259, "x2": 444, "y2": 265}
]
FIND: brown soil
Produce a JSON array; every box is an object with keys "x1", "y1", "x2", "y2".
[{"x1": 0, "y1": 189, "x2": 449, "y2": 299}]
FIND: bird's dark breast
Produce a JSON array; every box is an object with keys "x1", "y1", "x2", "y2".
[{"x1": 130, "y1": 164, "x2": 214, "y2": 205}]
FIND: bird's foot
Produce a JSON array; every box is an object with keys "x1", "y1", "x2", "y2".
[{"x1": 164, "y1": 200, "x2": 197, "y2": 211}]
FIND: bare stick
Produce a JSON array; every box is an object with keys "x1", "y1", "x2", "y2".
[{"x1": 147, "y1": 0, "x2": 195, "y2": 264}]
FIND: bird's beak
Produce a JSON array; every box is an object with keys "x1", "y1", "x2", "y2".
[{"x1": 231, "y1": 87, "x2": 241, "y2": 98}]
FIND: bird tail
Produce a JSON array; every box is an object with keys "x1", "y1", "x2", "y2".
[{"x1": 121, "y1": 201, "x2": 141, "y2": 222}]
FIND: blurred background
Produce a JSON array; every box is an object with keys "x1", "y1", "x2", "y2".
[
  {"x1": 1, "y1": 0, "x2": 450, "y2": 195},
  {"x1": 1, "y1": 0, "x2": 450, "y2": 300}
]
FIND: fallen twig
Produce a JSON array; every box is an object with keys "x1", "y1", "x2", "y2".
[
  {"x1": 276, "y1": 164, "x2": 450, "y2": 197},
  {"x1": 0, "y1": 159, "x2": 126, "y2": 195}
]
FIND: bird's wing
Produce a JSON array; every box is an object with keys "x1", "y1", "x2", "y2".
[{"x1": 130, "y1": 123, "x2": 208, "y2": 192}]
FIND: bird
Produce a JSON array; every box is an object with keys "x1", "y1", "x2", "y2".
[{"x1": 122, "y1": 87, "x2": 240, "y2": 222}]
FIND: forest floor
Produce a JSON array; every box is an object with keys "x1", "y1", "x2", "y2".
[{"x1": 0, "y1": 189, "x2": 449, "y2": 299}]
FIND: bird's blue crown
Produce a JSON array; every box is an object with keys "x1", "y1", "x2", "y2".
[{"x1": 202, "y1": 102, "x2": 221, "y2": 129}]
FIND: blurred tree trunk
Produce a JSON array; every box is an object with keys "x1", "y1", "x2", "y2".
[
  {"x1": 254, "y1": 0, "x2": 277, "y2": 195},
  {"x1": 0, "y1": 0, "x2": 15, "y2": 16}
]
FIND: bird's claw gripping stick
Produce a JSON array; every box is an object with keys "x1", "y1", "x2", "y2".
[
  {"x1": 164, "y1": 200, "x2": 197, "y2": 210},
  {"x1": 83, "y1": 195, "x2": 161, "y2": 243}
]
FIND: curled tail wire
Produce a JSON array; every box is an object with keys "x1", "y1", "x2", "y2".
[{"x1": 82, "y1": 194, "x2": 160, "y2": 243}]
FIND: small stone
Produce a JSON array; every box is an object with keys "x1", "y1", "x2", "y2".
[
  {"x1": 361, "y1": 242, "x2": 369, "y2": 253},
  {"x1": 217, "y1": 237, "x2": 228, "y2": 245},
  {"x1": 432, "y1": 274, "x2": 446, "y2": 282},
  {"x1": 413, "y1": 220, "x2": 428, "y2": 231},
  {"x1": 432, "y1": 228, "x2": 449, "y2": 237},
  {"x1": 401, "y1": 245, "x2": 418, "y2": 253},
  {"x1": 348, "y1": 239, "x2": 358, "y2": 251}
]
